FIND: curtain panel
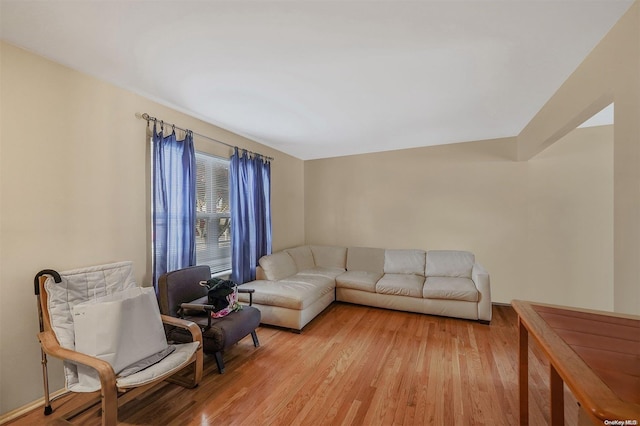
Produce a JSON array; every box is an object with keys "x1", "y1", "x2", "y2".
[
  {"x1": 230, "y1": 148, "x2": 272, "y2": 283},
  {"x1": 152, "y1": 125, "x2": 196, "y2": 288}
]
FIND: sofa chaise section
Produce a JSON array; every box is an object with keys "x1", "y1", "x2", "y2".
[{"x1": 239, "y1": 246, "x2": 346, "y2": 330}]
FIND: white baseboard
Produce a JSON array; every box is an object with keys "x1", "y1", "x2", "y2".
[{"x1": 0, "y1": 388, "x2": 68, "y2": 425}]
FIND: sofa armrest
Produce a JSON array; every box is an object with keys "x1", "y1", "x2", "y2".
[
  {"x1": 472, "y1": 263, "x2": 492, "y2": 323},
  {"x1": 256, "y1": 266, "x2": 267, "y2": 281}
]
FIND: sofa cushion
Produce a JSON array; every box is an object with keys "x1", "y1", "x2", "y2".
[
  {"x1": 423, "y1": 277, "x2": 478, "y2": 302},
  {"x1": 239, "y1": 277, "x2": 334, "y2": 310},
  {"x1": 311, "y1": 246, "x2": 347, "y2": 269},
  {"x1": 285, "y1": 246, "x2": 316, "y2": 271},
  {"x1": 426, "y1": 250, "x2": 475, "y2": 278},
  {"x1": 298, "y1": 266, "x2": 346, "y2": 280},
  {"x1": 258, "y1": 252, "x2": 297, "y2": 281},
  {"x1": 280, "y1": 274, "x2": 335, "y2": 290},
  {"x1": 346, "y1": 247, "x2": 385, "y2": 274},
  {"x1": 336, "y1": 270, "x2": 382, "y2": 293},
  {"x1": 376, "y1": 273, "x2": 425, "y2": 298},
  {"x1": 383, "y1": 249, "x2": 426, "y2": 275}
]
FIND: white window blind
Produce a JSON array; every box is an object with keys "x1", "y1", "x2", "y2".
[{"x1": 195, "y1": 152, "x2": 231, "y2": 275}]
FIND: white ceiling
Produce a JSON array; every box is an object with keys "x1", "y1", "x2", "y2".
[{"x1": 0, "y1": 1, "x2": 633, "y2": 160}]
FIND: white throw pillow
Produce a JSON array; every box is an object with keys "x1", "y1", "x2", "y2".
[{"x1": 72, "y1": 287, "x2": 169, "y2": 389}]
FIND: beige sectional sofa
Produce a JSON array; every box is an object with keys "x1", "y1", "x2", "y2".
[{"x1": 238, "y1": 245, "x2": 491, "y2": 331}]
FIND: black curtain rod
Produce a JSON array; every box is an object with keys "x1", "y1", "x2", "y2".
[{"x1": 136, "y1": 112, "x2": 274, "y2": 161}]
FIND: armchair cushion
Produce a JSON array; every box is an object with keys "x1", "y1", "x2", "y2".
[
  {"x1": 45, "y1": 261, "x2": 140, "y2": 391},
  {"x1": 46, "y1": 261, "x2": 138, "y2": 356},
  {"x1": 169, "y1": 306, "x2": 261, "y2": 353},
  {"x1": 116, "y1": 341, "x2": 199, "y2": 388}
]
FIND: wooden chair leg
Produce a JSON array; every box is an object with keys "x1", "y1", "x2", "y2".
[
  {"x1": 214, "y1": 351, "x2": 225, "y2": 374},
  {"x1": 251, "y1": 330, "x2": 260, "y2": 348},
  {"x1": 101, "y1": 385, "x2": 118, "y2": 426}
]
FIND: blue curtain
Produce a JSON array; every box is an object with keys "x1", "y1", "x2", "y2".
[
  {"x1": 230, "y1": 148, "x2": 272, "y2": 283},
  {"x1": 152, "y1": 124, "x2": 196, "y2": 288}
]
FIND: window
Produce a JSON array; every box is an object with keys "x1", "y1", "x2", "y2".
[{"x1": 195, "y1": 152, "x2": 231, "y2": 275}]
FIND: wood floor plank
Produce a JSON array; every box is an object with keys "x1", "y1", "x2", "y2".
[{"x1": 8, "y1": 303, "x2": 589, "y2": 426}]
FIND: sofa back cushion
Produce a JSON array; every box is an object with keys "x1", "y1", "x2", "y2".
[
  {"x1": 346, "y1": 247, "x2": 385, "y2": 274},
  {"x1": 311, "y1": 246, "x2": 347, "y2": 269},
  {"x1": 384, "y1": 249, "x2": 426, "y2": 275},
  {"x1": 426, "y1": 250, "x2": 475, "y2": 278},
  {"x1": 259, "y1": 251, "x2": 298, "y2": 280},
  {"x1": 284, "y1": 246, "x2": 316, "y2": 271}
]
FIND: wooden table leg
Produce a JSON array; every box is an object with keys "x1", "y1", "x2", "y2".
[
  {"x1": 519, "y1": 317, "x2": 529, "y2": 425},
  {"x1": 550, "y1": 364, "x2": 564, "y2": 425}
]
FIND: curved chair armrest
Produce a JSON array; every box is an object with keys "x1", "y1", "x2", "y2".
[
  {"x1": 179, "y1": 302, "x2": 216, "y2": 313},
  {"x1": 177, "y1": 302, "x2": 218, "y2": 330},
  {"x1": 38, "y1": 330, "x2": 117, "y2": 388},
  {"x1": 161, "y1": 314, "x2": 203, "y2": 346}
]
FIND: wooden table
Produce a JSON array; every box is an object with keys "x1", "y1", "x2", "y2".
[{"x1": 512, "y1": 300, "x2": 640, "y2": 425}]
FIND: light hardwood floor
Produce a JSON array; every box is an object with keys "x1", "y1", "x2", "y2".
[{"x1": 10, "y1": 303, "x2": 587, "y2": 425}]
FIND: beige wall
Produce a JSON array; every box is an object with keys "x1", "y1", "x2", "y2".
[
  {"x1": 1, "y1": 2, "x2": 637, "y2": 417},
  {"x1": 0, "y1": 42, "x2": 305, "y2": 415},
  {"x1": 526, "y1": 125, "x2": 614, "y2": 308},
  {"x1": 518, "y1": 2, "x2": 639, "y2": 315},
  {"x1": 305, "y1": 125, "x2": 614, "y2": 308}
]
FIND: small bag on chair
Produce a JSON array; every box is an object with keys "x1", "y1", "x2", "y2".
[
  {"x1": 200, "y1": 278, "x2": 242, "y2": 318},
  {"x1": 72, "y1": 287, "x2": 172, "y2": 389}
]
